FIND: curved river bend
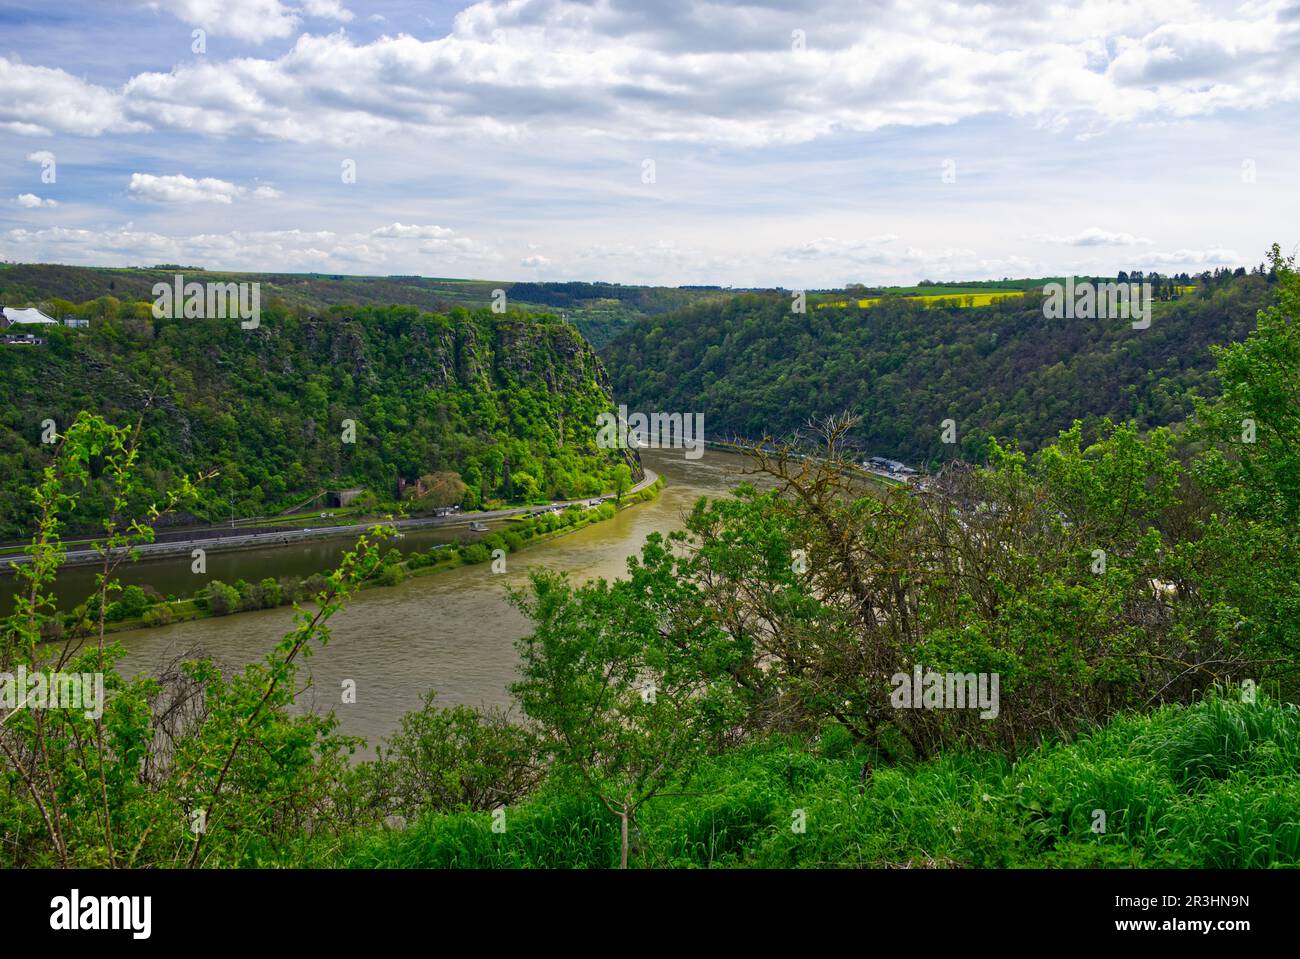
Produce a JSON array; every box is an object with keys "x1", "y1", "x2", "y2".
[{"x1": 95, "y1": 449, "x2": 751, "y2": 755}]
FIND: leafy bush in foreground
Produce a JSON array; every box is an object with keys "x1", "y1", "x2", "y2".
[{"x1": 338, "y1": 694, "x2": 1300, "y2": 869}]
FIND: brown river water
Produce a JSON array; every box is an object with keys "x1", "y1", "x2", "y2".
[{"x1": 4, "y1": 449, "x2": 753, "y2": 756}]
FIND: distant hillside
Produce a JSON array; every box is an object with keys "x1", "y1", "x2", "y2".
[
  {"x1": 602, "y1": 272, "x2": 1277, "y2": 464},
  {"x1": 0, "y1": 264, "x2": 730, "y2": 350},
  {"x1": 0, "y1": 301, "x2": 634, "y2": 538}
]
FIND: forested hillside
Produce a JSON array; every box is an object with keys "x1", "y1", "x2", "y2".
[
  {"x1": 0, "y1": 264, "x2": 728, "y2": 350},
  {"x1": 0, "y1": 302, "x2": 632, "y2": 538},
  {"x1": 604, "y1": 271, "x2": 1276, "y2": 463}
]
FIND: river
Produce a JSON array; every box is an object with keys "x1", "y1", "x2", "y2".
[{"x1": 15, "y1": 448, "x2": 754, "y2": 755}]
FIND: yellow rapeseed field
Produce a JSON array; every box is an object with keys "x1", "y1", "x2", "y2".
[{"x1": 817, "y1": 290, "x2": 1028, "y2": 310}]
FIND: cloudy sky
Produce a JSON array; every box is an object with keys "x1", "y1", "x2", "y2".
[{"x1": 2, "y1": 0, "x2": 1298, "y2": 287}]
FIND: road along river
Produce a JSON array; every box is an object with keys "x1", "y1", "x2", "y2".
[{"x1": 42, "y1": 448, "x2": 754, "y2": 756}]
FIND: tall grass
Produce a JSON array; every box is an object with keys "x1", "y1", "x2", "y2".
[{"x1": 330, "y1": 694, "x2": 1300, "y2": 869}]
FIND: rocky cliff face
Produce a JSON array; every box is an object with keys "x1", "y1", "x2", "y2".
[
  {"x1": 494, "y1": 318, "x2": 605, "y2": 394},
  {"x1": 0, "y1": 304, "x2": 636, "y2": 537}
]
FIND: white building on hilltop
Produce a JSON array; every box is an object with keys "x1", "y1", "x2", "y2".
[
  {"x1": 1, "y1": 306, "x2": 58, "y2": 327},
  {"x1": 0, "y1": 306, "x2": 58, "y2": 346}
]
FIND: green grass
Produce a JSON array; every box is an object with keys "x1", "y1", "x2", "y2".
[
  {"x1": 342, "y1": 787, "x2": 620, "y2": 869},
  {"x1": 326, "y1": 694, "x2": 1300, "y2": 869}
]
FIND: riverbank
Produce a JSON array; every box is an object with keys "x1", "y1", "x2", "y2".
[
  {"x1": 701, "y1": 438, "x2": 909, "y2": 489},
  {"x1": 73, "y1": 477, "x2": 664, "y2": 638},
  {"x1": 2, "y1": 468, "x2": 661, "y2": 571}
]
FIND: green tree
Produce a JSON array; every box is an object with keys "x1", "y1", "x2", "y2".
[
  {"x1": 1188, "y1": 245, "x2": 1300, "y2": 680},
  {"x1": 350, "y1": 693, "x2": 539, "y2": 820},
  {"x1": 612, "y1": 463, "x2": 632, "y2": 501},
  {"x1": 511, "y1": 559, "x2": 741, "y2": 868},
  {"x1": 0, "y1": 412, "x2": 394, "y2": 867}
]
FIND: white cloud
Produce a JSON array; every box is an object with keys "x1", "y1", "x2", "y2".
[
  {"x1": 418, "y1": 237, "x2": 501, "y2": 260},
  {"x1": 25, "y1": 150, "x2": 56, "y2": 165},
  {"x1": 0, "y1": 58, "x2": 144, "y2": 136},
  {"x1": 142, "y1": 0, "x2": 300, "y2": 44},
  {"x1": 779, "y1": 235, "x2": 1038, "y2": 284},
  {"x1": 563, "y1": 239, "x2": 745, "y2": 284},
  {"x1": 127, "y1": 173, "x2": 280, "y2": 203},
  {"x1": 14, "y1": 194, "x2": 58, "y2": 209},
  {"x1": 2, "y1": 3, "x2": 1289, "y2": 286},
  {"x1": 12, "y1": 0, "x2": 1294, "y2": 147},
  {"x1": 0, "y1": 223, "x2": 500, "y2": 272},
  {"x1": 1034, "y1": 228, "x2": 1154, "y2": 247},
  {"x1": 370, "y1": 223, "x2": 454, "y2": 239},
  {"x1": 783, "y1": 235, "x2": 901, "y2": 262},
  {"x1": 363, "y1": 223, "x2": 498, "y2": 259},
  {"x1": 1134, "y1": 246, "x2": 1242, "y2": 267},
  {"x1": 302, "y1": 0, "x2": 353, "y2": 22}
]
